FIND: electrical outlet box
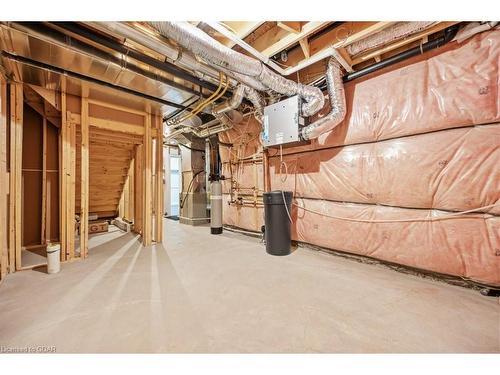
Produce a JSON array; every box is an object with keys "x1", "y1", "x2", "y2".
[{"x1": 262, "y1": 95, "x2": 303, "y2": 147}]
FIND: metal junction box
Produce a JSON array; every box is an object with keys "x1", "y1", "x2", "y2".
[{"x1": 262, "y1": 95, "x2": 304, "y2": 147}]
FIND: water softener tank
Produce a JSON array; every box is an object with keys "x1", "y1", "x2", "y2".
[
  {"x1": 210, "y1": 180, "x2": 223, "y2": 234},
  {"x1": 263, "y1": 190, "x2": 292, "y2": 256}
]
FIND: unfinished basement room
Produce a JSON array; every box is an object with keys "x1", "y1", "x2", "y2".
[{"x1": 0, "y1": 2, "x2": 499, "y2": 364}]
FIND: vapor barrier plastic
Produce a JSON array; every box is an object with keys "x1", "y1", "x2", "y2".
[
  {"x1": 292, "y1": 198, "x2": 500, "y2": 286},
  {"x1": 270, "y1": 124, "x2": 500, "y2": 215},
  {"x1": 281, "y1": 30, "x2": 500, "y2": 156},
  {"x1": 222, "y1": 195, "x2": 264, "y2": 232}
]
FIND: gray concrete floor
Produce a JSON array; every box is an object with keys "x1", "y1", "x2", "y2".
[{"x1": 0, "y1": 221, "x2": 499, "y2": 353}]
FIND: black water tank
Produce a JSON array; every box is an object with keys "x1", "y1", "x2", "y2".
[{"x1": 263, "y1": 190, "x2": 293, "y2": 256}]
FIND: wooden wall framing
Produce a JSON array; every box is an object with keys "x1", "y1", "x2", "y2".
[
  {"x1": 0, "y1": 78, "x2": 165, "y2": 281},
  {"x1": 80, "y1": 84, "x2": 89, "y2": 259},
  {"x1": 9, "y1": 83, "x2": 23, "y2": 271},
  {"x1": 0, "y1": 78, "x2": 8, "y2": 279}
]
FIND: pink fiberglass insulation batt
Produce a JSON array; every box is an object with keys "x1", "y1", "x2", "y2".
[
  {"x1": 280, "y1": 30, "x2": 500, "y2": 156},
  {"x1": 269, "y1": 124, "x2": 500, "y2": 215},
  {"x1": 292, "y1": 199, "x2": 499, "y2": 286},
  {"x1": 218, "y1": 30, "x2": 500, "y2": 285}
]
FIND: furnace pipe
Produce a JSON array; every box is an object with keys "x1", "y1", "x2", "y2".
[{"x1": 343, "y1": 25, "x2": 460, "y2": 83}]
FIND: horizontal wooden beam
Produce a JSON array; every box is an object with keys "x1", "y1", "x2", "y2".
[
  {"x1": 254, "y1": 21, "x2": 329, "y2": 57},
  {"x1": 88, "y1": 98, "x2": 148, "y2": 117},
  {"x1": 350, "y1": 22, "x2": 459, "y2": 64},
  {"x1": 70, "y1": 112, "x2": 158, "y2": 137},
  {"x1": 218, "y1": 21, "x2": 265, "y2": 47},
  {"x1": 277, "y1": 22, "x2": 302, "y2": 34},
  {"x1": 281, "y1": 21, "x2": 395, "y2": 72}
]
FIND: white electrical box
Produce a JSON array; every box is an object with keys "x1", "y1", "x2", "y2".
[{"x1": 262, "y1": 95, "x2": 303, "y2": 147}]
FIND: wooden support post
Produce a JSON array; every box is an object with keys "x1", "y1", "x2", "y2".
[
  {"x1": 142, "y1": 110, "x2": 152, "y2": 246},
  {"x1": 155, "y1": 116, "x2": 163, "y2": 243},
  {"x1": 9, "y1": 83, "x2": 23, "y2": 271},
  {"x1": 46, "y1": 179, "x2": 51, "y2": 243},
  {"x1": 134, "y1": 144, "x2": 143, "y2": 234},
  {"x1": 41, "y1": 117, "x2": 47, "y2": 245},
  {"x1": 80, "y1": 84, "x2": 89, "y2": 259},
  {"x1": 60, "y1": 77, "x2": 67, "y2": 261},
  {"x1": 129, "y1": 158, "x2": 135, "y2": 223},
  {"x1": 123, "y1": 176, "x2": 130, "y2": 220},
  {"x1": 0, "y1": 79, "x2": 7, "y2": 279},
  {"x1": 299, "y1": 38, "x2": 310, "y2": 59},
  {"x1": 67, "y1": 114, "x2": 76, "y2": 259}
]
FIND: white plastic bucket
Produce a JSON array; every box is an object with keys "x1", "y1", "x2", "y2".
[{"x1": 46, "y1": 243, "x2": 61, "y2": 274}]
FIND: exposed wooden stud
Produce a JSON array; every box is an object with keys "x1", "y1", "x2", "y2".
[
  {"x1": 299, "y1": 38, "x2": 310, "y2": 59},
  {"x1": 218, "y1": 21, "x2": 265, "y2": 48},
  {"x1": 277, "y1": 22, "x2": 302, "y2": 34},
  {"x1": 337, "y1": 47, "x2": 354, "y2": 69},
  {"x1": 142, "y1": 110, "x2": 152, "y2": 246},
  {"x1": 253, "y1": 21, "x2": 329, "y2": 57},
  {"x1": 155, "y1": 116, "x2": 163, "y2": 243},
  {"x1": 60, "y1": 77, "x2": 67, "y2": 261},
  {"x1": 0, "y1": 78, "x2": 7, "y2": 279},
  {"x1": 67, "y1": 114, "x2": 76, "y2": 259},
  {"x1": 281, "y1": 22, "x2": 395, "y2": 72},
  {"x1": 80, "y1": 84, "x2": 89, "y2": 259},
  {"x1": 134, "y1": 144, "x2": 143, "y2": 234},
  {"x1": 129, "y1": 158, "x2": 135, "y2": 223},
  {"x1": 41, "y1": 117, "x2": 47, "y2": 245},
  {"x1": 9, "y1": 83, "x2": 23, "y2": 271},
  {"x1": 46, "y1": 178, "x2": 51, "y2": 243}
]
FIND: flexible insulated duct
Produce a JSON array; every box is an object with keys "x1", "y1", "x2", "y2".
[
  {"x1": 301, "y1": 58, "x2": 346, "y2": 140},
  {"x1": 243, "y1": 86, "x2": 265, "y2": 123},
  {"x1": 213, "y1": 84, "x2": 264, "y2": 124},
  {"x1": 147, "y1": 21, "x2": 325, "y2": 117},
  {"x1": 213, "y1": 84, "x2": 246, "y2": 115}
]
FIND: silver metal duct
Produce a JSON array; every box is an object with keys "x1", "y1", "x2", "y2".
[
  {"x1": 166, "y1": 109, "x2": 244, "y2": 140},
  {"x1": 147, "y1": 21, "x2": 325, "y2": 117},
  {"x1": 243, "y1": 86, "x2": 264, "y2": 123},
  {"x1": 195, "y1": 110, "x2": 243, "y2": 138},
  {"x1": 213, "y1": 84, "x2": 245, "y2": 114},
  {"x1": 0, "y1": 22, "x2": 192, "y2": 116},
  {"x1": 93, "y1": 22, "x2": 268, "y2": 93},
  {"x1": 213, "y1": 84, "x2": 264, "y2": 124},
  {"x1": 300, "y1": 58, "x2": 346, "y2": 140},
  {"x1": 92, "y1": 22, "x2": 223, "y2": 84},
  {"x1": 346, "y1": 22, "x2": 438, "y2": 56}
]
